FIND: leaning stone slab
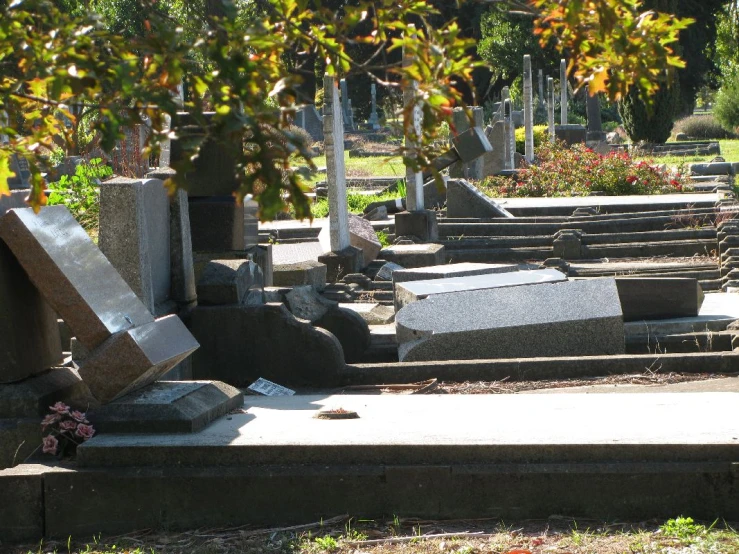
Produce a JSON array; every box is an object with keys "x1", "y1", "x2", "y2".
[
  {"x1": 396, "y1": 278, "x2": 624, "y2": 361},
  {"x1": 394, "y1": 268, "x2": 567, "y2": 311},
  {"x1": 88, "y1": 381, "x2": 243, "y2": 434},
  {"x1": 0, "y1": 206, "x2": 154, "y2": 350},
  {"x1": 392, "y1": 262, "x2": 518, "y2": 285},
  {"x1": 319, "y1": 214, "x2": 382, "y2": 265},
  {"x1": 0, "y1": 242, "x2": 62, "y2": 383},
  {"x1": 615, "y1": 277, "x2": 704, "y2": 322},
  {"x1": 375, "y1": 261, "x2": 404, "y2": 282},
  {"x1": 378, "y1": 243, "x2": 446, "y2": 268},
  {"x1": 446, "y1": 179, "x2": 514, "y2": 219},
  {"x1": 77, "y1": 314, "x2": 199, "y2": 404}
]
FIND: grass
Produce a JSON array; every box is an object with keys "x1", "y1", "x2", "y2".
[
  {"x1": 632, "y1": 138, "x2": 739, "y2": 167},
  {"x1": 12, "y1": 516, "x2": 739, "y2": 554},
  {"x1": 303, "y1": 152, "x2": 405, "y2": 184},
  {"x1": 307, "y1": 181, "x2": 405, "y2": 218}
]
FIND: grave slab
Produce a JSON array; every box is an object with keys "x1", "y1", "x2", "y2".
[
  {"x1": 394, "y1": 210, "x2": 439, "y2": 242},
  {"x1": 396, "y1": 278, "x2": 624, "y2": 361},
  {"x1": 88, "y1": 381, "x2": 243, "y2": 434},
  {"x1": 392, "y1": 262, "x2": 518, "y2": 285},
  {"x1": 446, "y1": 179, "x2": 514, "y2": 219},
  {"x1": 378, "y1": 243, "x2": 446, "y2": 268},
  {"x1": 78, "y1": 315, "x2": 200, "y2": 404},
  {"x1": 615, "y1": 277, "x2": 704, "y2": 322},
  {"x1": 0, "y1": 206, "x2": 154, "y2": 350},
  {"x1": 286, "y1": 285, "x2": 336, "y2": 322},
  {"x1": 319, "y1": 214, "x2": 381, "y2": 265},
  {"x1": 394, "y1": 268, "x2": 566, "y2": 311},
  {"x1": 196, "y1": 259, "x2": 263, "y2": 306},
  {"x1": 273, "y1": 259, "x2": 327, "y2": 290},
  {"x1": 271, "y1": 242, "x2": 325, "y2": 265}
]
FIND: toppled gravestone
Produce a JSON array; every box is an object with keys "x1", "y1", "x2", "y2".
[
  {"x1": 396, "y1": 278, "x2": 624, "y2": 362},
  {"x1": 392, "y1": 262, "x2": 518, "y2": 285},
  {"x1": 615, "y1": 277, "x2": 705, "y2": 322},
  {"x1": 446, "y1": 179, "x2": 514, "y2": 219},
  {"x1": 319, "y1": 213, "x2": 381, "y2": 266}
]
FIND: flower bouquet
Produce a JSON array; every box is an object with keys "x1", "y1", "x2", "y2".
[{"x1": 41, "y1": 402, "x2": 96, "y2": 458}]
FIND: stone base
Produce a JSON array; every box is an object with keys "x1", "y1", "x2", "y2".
[
  {"x1": 378, "y1": 244, "x2": 446, "y2": 269},
  {"x1": 273, "y1": 260, "x2": 327, "y2": 290},
  {"x1": 394, "y1": 210, "x2": 439, "y2": 242},
  {"x1": 615, "y1": 278, "x2": 705, "y2": 322},
  {"x1": 555, "y1": 124, "x2": 587, "y2": 146},
  {"x1": 88, "y1": 381, "x2": 243, "y2": 434},
  {"x1": 318, "y1": 246, "x2": 364, "y2": 282}
]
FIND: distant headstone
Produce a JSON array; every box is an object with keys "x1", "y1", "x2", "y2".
[
  {"x1": 586, "y1": 87, "x2": 607, "y2": 143},
  {"x1": 375, "y1": 261, "x2": 404, "y2": 282},
  {"x1": 7, "y1": 155, "x2": 31, "y2": 190},
  {"x1": 378, "y1": 243, "x2": 446, "y2": 268},
  {"x1": 396, "y1": 278, "x2": 624, "y2": 361},
  {"x1": 523, "y1": 55, "x2": 535, "y2": 163},
  {"x1": 339, "y1": 79, "x2": 355, "y2": 131},
  {"x1": 547, "y1": 77, "x2": 555, "y2": 142},
  {"x1": 196, "y1": 259, "x2": 264, "y2": 306},
  {"x1": 449, "y1": 108, "x2": 485, "y2": 180},
  {"x1": 560, "y1": 59, "x2": 568, "y2": 125},
  {"x1": 188, "y1": 197, "x2": 245, "y2": 252},
  {"x1": 446, "y1": 179, "x2": 515, "y2": 219},
  {"x1": 295, "y1": 105, "x2": 324, "y2": 141},
  {"x1": 503, "y1": 99, "x2": 515, "y2": 170},
  {"x1": 368, "y1": 83, "x2": 380, "y2": 130},
  {"x1": 392, "y1": 262, "x2": 518, "y2": 284},
  {"x1": 538, "y1": 69, "x2": 544, "y2": 109},
  {"x1": 273, "y1": 259, "x2": 327, "y2": 290},
  {"x1": 394, "y1": 268, "x2": 567, "y2": 311}
]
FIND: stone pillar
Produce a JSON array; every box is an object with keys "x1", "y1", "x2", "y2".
[
  {"x1": 340, "y1": 78, "x2": 352, "y2": 131},
  {"x1": 523, "y1": 55, "x2": 534, "y2": 164},
  {"x1": 538, "y1": 69, "x2": 544, "y2": 109},
  {"x1": 368, "y1": 83, "x2": 380, "y2": 130},
  {"x1": 403, "y1": 25, "x2": 425, "y2": 211},
  {"x1": 504, "y1": 99, "x2": 515, "y2": 170},
  {"x1": 450, "y1": 107, "x2": 484, "y2": 179},
  {"x1": 585, "y1": 86, "x2": 606, "y2": 142},
  {"x1": 560, "y1": 59, "x2": 568, "y2": 125},
  {"x1": 547, "y1": 77, "x2": 555, "y2": 143},
  {"x1": 323, "y1": 74, "x2": 350, "y2": 252}
]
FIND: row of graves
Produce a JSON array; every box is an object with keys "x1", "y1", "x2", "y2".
[{"x1": 3, "y1": 57, "x2": 739, "y2": 542}]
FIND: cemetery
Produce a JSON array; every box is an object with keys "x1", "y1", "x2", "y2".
[{"x1": 4, "y1": 0, "x2": 739, "y2": 551}]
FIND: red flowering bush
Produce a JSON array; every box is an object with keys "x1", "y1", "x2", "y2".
[
  {"x1": 480, "y1": 141, "x2": 688, "y2": 198},
  {"x1": 41, "y1": 402, "x2": 95, "y2": 457}
]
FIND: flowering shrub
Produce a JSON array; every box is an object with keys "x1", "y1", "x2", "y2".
[
  {"x1": 41, "y1": 402, "x2": 95, "y2": 457},
  {"x1": 480, "y1": 141, "x2": 687, "y2": 198}
]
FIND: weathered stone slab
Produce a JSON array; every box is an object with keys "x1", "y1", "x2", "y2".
[
  {"x1": 77, "y1": 315, "x2": 199, "y2": 404},
  {"x1": 272, "y1": 242, "x2": 325, "y2": 265},
  {"x1": 88, "y1": 381, "x2": 243, "y2": 433},
  {"x1": 0, "y1": 206, "x2": 154, "y2": 350},
  {"x1": 396, "y1": 278, "x2": 624, "y2": 361},
  {"x1": 689, "y1": 162, "x2": 733, "y2": 176},
  {"x1": 189, "y1": 303, "x2": 344, "y2": 387},
  {"x1": 273, "y1": 260, "x2": 327, "y2": 290},
  {"x1": 378, "y1": 244, "x2": 446, "y2": 268},
  {"x1": 319, "y1": 215, "x2": 381, "y2": 265},
  {"x1": 392, "y1": 262, "x2": 518, "y2": 285},
  {"x1": 446, "y1": 179, "x2": 514, "y2": 219},
  {"x1": 554, "y1": 124, "x2": 587, "y2": 146},
  {"x1": 286, "y1": 285, "x2": 337, "y2": 322},
  {"x1": 0, "y1": 242, "x2": 62, "y2": 383},
  {"x1": 196, "y1": 259, "x2": 264, "y2": 306},
  {"x1": 99, "y1": 177, "x2": 171, "y2": 315},
  {"x1": 314, "y1": 307, "x2": 371, "y2": 363},
  {"x1": 615, "y1": 277, "x2": 705, "y2": 322},
  {"x1": 375, "y1": 261, "x2": 404, "y2": 282},
  {"x1": 394, "y1": 268, "x2": 567, "y2": 311}
]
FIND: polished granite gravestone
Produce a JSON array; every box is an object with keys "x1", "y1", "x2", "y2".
[
  {"x1": 0, "y1": 206, "x2": 155, "y2": 350},
  {"x1": 394, "y1": 268, "x2": 567, "y2": 311},
  {"x1": 0, "y1": 241, "x2": 62, "y2": 383},
  {"x1": 615, "y1": 277, "x2": 704, "y2": 322},
  {"x1": 395, "y1": 278, "x2": 624, "y2": 361},
  {"x1": 392, "y1": 262, "x2": 518, "y2": 285}
]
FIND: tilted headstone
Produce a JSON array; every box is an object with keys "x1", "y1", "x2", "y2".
[
  {"x1": 99, "y1": 177, "x2": 172, "y2": 315},
  {"x1": 450, "y1": 108, "x2": 485, "y2": 180},
  {"x1": 446, "y1": 179, "x2": 514, "y2": 219},
  {"x1": 523, "y1": 55, "x2": 535, "y2": 163},
  {"x1": 395, "y1": 278, "x2": 625, "y2": 362},
  {"x1": 560, "y1": 59, "x2": 568, "y2": 125}
]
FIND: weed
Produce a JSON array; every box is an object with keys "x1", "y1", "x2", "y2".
[
  {"x1": 660, "y1": 516, "x2": 708, "y2": 542},
  {"x1": 376, "y1": 229, "x2": 391, "y2": 247},
  {"x1": 312, "y1": 535, "x2": 339, "y2": 551}
]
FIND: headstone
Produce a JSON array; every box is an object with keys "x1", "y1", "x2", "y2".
[
  {"x1": 295, "y1": 105, "x2": 324, "y2": 141},
  {"x1": 88, "y1": 381, "x2": 243, "y2": 434},
  {"x1": 339, "y1": 79, "x2": 354, "y2": 131},
  {"x1": 555, "y1": 124, "x2": 587, "y2": 146},
  {"x1": 323, "y1": 74, "x2": 351, "y2": 252},
  {"x1": 504, "y1": 99, "x2": 515, "y2": 170},
  {"x1": 0, "y1": 242, "x2": 62, "y2": 383},
  {"x1": 446, "y1": 179, "x2": 515, "y2": 219},
  {"x1": 378, "y1": 243, "x2": 446, "y2": 268},
  {"x1": 368, "y1": 83, "x2": 380, "y2": 130},
  {"x1": 615, "y1": 278, "x2": 704, "y2": 322},
  {"x1": 403, "y1": 25, "x2": 425, "y2": 212},
  {"x1": 538, "y1": 69, "x2": 544, "y2": 109},
  {"x1": 77, "y1": 314, "x2": 198, "y2": 404},
  {"x1": 196, "y1": 259, "x2": 264, "y2": 306},
  {"x1": 0, "y1": 206, "x2": 154, "y2": 350},
  {"x1": 523, "y1": 55, "x2": 535, "y2": 163},
  {"x1": 547, "y1": 77, "x2": 555, "y2": 142},
  {"x1": 450, "y1": 108, "x2": 485, "y2": 179},
  {"x1": 170, "y1": 188, "x2": 197, "y2": 307},
  {"x1": 392, "y1": 262, "x2": 518, "y2": 285},
  {"x1": 347, "y1": 214, "x2": 381, "y2": 263},
  {"x1": 560, "y1": 59, "x2": 568, "y2": 125},
  {"x1": 99, "y1": 177, "x2": 172, "y2": 315},
  {"x1": 375, "y1": 261, "x2": 404, "y2": 282},
  {"x1": 585, "y1": 86, "x2": 606, "y2": 142},
  {"x1": 188, "y1": 197, "x2": 246, "y2": 252},
  {"x1": 396, "y1": 278, "x2": 624, "y2": 361},
  {"x1": 272, "y1": 259, "x2": 327, "y2": 290},
  {"x1": 285, "y1": 285, "x2": 336, "y2": 322},
  {"x1": 7, "y1": 154, "x2": 31, "y2": 190},
  {"x1": 314, "y1": 306, "x2": 371, "y2": 363},
  {"x1": 394, "y1": 268, "x2": 567, "y2": 311},
  {"x1": 481, "y1": 122, "x2": 507, "y2": 176}
]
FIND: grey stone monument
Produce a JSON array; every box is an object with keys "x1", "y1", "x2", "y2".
[
  {"x1": 339, "y1": 78, "x2": 355, "y2": 131},
  {"x1": 450, "y1": 107, "x2": 485, "y2": 179},
  {"x1": 547, "y1": 77, "x2": 555, "y2": 142},
  {"x1": 523, "y1": 55, "x2": 535, "y2": 164},
  {"x1": 585, "y1": 86, "x2": 607, "y2": 142},
  {"x1": 538, "y1": 69, "x2": 544, "y2": 109},
  {"x1": 560, "y1": 59, "x2": 568, "y2": 125},
  {"x1": 368, "y1": 83, "x2": 380, "y2": 130},
  {"x1": 503, "y1": 99, "x2": 515, "y2": 170}
]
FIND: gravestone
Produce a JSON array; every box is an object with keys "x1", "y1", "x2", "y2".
[
  {"x1": 615, "y1": 277, "x2": 704, "y2": 322},
  {"x1": 368, "y1": 83, "x2": 380, "y2": 130},
  {"x1": 188, "y1": 197, "x2": 246, "y2": 252},
  {"x1": 99, "y1": 177, "x2": 172, "y2": 315},
  {"x1": 446, "y1": 179, "x2": 514, "y2": 219},
  {"x1": 449, "y1": 108, "x2": 485, "y2": 179},
  {"x1": 547, "y1": 77, "x2": 555, "y2": 142},
  {"x1": 560, "y1": 59, "x2": 568, "y2": 124},
  {"x1": 504, "y1": 99, "x2": 516, "y2": 169},
  {"x1": 392, "y1": 262, "x2": 518, "y2": 284},
  {"x1": 7, "y1": 154, "x2": 31, "y2": 190},
  {"x1": 295, "y1": 105, "x2": 324, "y2": 141},
  {"x1": 555, "y1": 124, "x2": 588, "y2": 146},
  {"x1": 196, "y1": 259, "x2": 264, "y2": 306},
  {"x1": 538, "y1": 69, "x2": 544, "y2": 109},
  {"x1": 481, "y1": 122, "x2": 508, "y2": 176},
  {"x1": 378, "y1": 243, "x2": 446, "y2": 268},
  {"x1": 586, "y1": 87, "x2": 606, "y2": 142},
  {"x1": 339, "y1": 79, "x2": 355, "y2": 131},
  {"x1": 396, "y1": 278, "x2": 624, "y2": 361},
  {"x1": 394, "y1": 268, "x2": 567, "y2": 311},
  {"x1": 523, "y1": 55, "x2": 535, "y2": 163}
]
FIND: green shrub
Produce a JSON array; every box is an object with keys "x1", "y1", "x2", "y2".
[
  {"x1": 672, "y1": 114, "x2": 735, "y2": 139},
  {"x1": 714, "y1": 74, "x2": 739, "y2": 133},
  {"x1": 47, "y1": 158, "x2": 112, "y2": 235},
  {"x1": 515, "y1": 125, "x2": 548, "y2": 154},
  {"x1": 480, "y1": 141, "x2": 686, "y2": 198}
]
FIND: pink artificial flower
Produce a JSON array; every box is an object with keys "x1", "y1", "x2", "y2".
[
  {"x1": 41, "y1": 413, "x2": 61, "y2": 429},
  {"x1": 70, "y1": 410, "x2": 87, "y2": 423},
  {"x1": 75, "y1": 424, "x2": 95, "y2": 440},
  {"x1": 42, "y1": 435, "x2": 59, "y2": 455},
  {"x1": 49, "y1": 402, "x2": 70, "y2": 414},
  {"x1": 59, "y1": 420, "x2": 77, "y2": 432}
]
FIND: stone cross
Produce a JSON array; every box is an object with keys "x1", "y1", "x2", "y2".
[
  {"x1": 403, "y1": 25, "x2": 424, "y2": 211},
  {"x1": 560, "y1": 59, "x2": 568, "y2": 125},
  {"x1": 368, "y1": 83, "x2": 380, "y2": 130},
  {"x1": 547, "y1": 77, "x2": 555, "y2": 142},
  {"x1": 323, "y1": 74, "x2": 351, "y2": 251},
  {"x1": 523, "y1": 55, "x2": 534, "y2": 164},
  {"x1": 503, "y1": 98, "x2": 515, "y2": 170},
  {"x1": 538, "y1": 69, "x2": 544, "y2": 109}
]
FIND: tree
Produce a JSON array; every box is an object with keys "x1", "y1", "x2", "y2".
[{"x1": 0, "y1": 0, "x2": 694, "y2": 219}]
